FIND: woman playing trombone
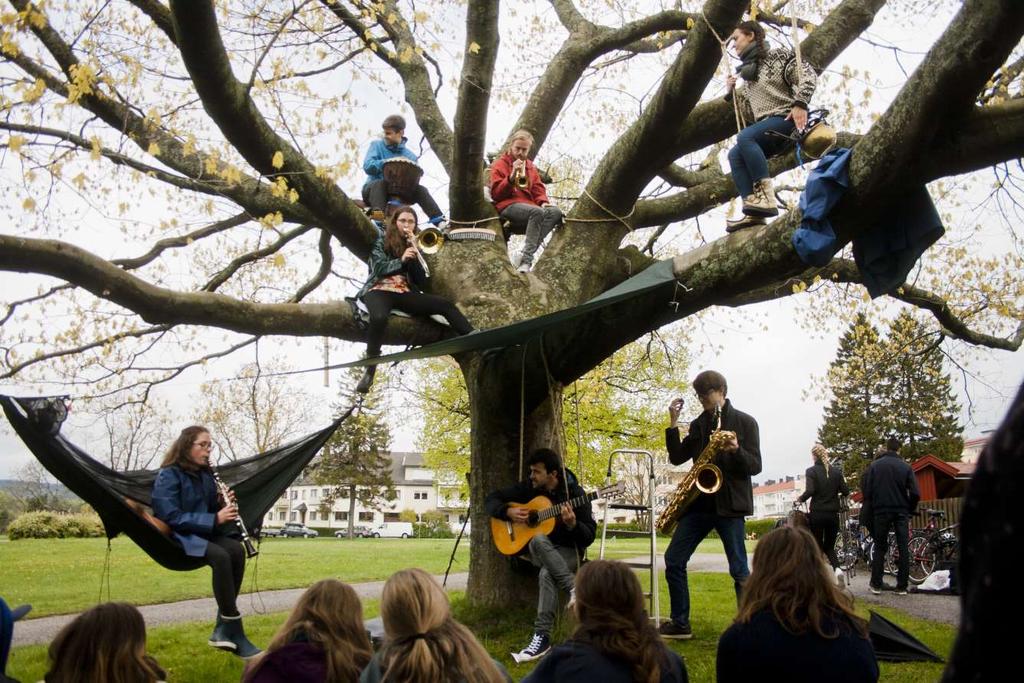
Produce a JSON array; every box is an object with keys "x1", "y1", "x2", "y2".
[{"x1": 354, "y1": 205, "x2": 473, "y2": 394}]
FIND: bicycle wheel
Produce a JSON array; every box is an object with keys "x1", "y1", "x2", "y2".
[
  {"x1": 884, "y1": 531, "x2": 898, "y2": 576},
  {"x1": 908, "y1": 534, "x2": 934, "y2": 584},
  {"x1": 835, "y1": 530, "x2": 857, "y2": 571}
]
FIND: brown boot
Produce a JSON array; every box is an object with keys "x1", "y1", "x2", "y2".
[
  {"x1": 742, "y1": 178, "x2": 778, "y2": 217},
  {"x1": 725, "y1": 215, "x2": 767, "y2": 233}
]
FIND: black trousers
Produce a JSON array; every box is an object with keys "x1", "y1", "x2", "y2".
[
  {"x1": 204, "y1": 535, "x2": 245, "y2": 616},
  {"x1": 809, "y1": 511, "x2": 840, "y2": 568},
  {"x1": 363, "y1": 290, "x2": 472, "y2": 357},
  {"x1": 362, "y1": 180, "x2": 443, "y2": 220},
  {"x1": 871, "y1": 511, "x2": 911, "y2": 590}
]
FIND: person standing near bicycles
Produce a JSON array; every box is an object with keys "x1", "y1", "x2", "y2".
[
  {"x1": 861, "y1": 437, "x2": 920, "y2": 595},
  {"x1": 797, "y1": 444, "x2": 849, "y2": 582}
]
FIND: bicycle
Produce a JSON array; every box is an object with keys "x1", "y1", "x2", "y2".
[
  {"x1": 907, "y1": 509, "x2": 960, "y2": 585},
  {"x1": 834, "y1": 513, "x2": 899, "y2": 578}
]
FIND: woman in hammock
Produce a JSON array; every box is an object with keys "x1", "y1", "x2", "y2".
[
  {"x1": 354, "y1": 205, "x2": 474, "y2": 394},
  {"x1": 151, "y1": 426, "x2": 260, "y2": 659}
]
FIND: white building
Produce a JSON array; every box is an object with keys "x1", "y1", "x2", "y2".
[
  {"x1": 751, "y1": 475, "x2": 806, "y2": 520},
  {"x1": 263, "y1": 451, "x2": 450, "y2": 531}
]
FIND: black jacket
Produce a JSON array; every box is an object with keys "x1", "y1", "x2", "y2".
[
  {"x1": 862, "y1": 451, "x2": 920, "y2": 515},
  {"x1": 522, "y1": 640, "x2": 687, "y2": 683},
  {"x1": 798, "y1": 463, "x2": 849, "y2": 514},
  {"x1": 665, "y1": 399, "x2": 762, "y2": 517},
  {"x1": 484, "y1": 468, "x2": 596, "y2": 551}
]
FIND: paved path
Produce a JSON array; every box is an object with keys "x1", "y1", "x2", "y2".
[{"x1": 12, "y1": 553, "x2": 959, "y2": 647}]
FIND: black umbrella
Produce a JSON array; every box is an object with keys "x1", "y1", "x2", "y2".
[{"x1": 869, "y1": 610, "x2": 944, "y2": 662}]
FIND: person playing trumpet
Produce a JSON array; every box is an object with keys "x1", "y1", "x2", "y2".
[
  {"x1": 489, "y1": 130, "x2": 562, "y2": 274},
  {"x1": 353, "y1": 206, "x2": 474, "y2": 394}
]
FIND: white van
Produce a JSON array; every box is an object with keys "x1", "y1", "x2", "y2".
[{"x1": 370, "y1": 522, "x2": 414, "y2": 538}]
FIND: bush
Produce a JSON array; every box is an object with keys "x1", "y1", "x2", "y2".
[
  {"x1": 7, "y1": 510, "x2": 105, "y2": 539},
  {"x1": 414, "y1": 513, "x2": 454, "y2": 539},
  {"x1": 745, "y1": 518, "x2": 779, "y2": 540}
]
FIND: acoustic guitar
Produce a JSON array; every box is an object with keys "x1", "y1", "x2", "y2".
[{"x1": 490, "y1": 481, "x2": 625, "y2": 556}]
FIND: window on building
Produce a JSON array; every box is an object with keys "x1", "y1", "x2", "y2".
[
  {"x1": 383, "y1": 512, "x2": 401, "y2": 522},
  {"x1": 334, "y1": 512, "x2": 347, "y2": 521},
  {"x1": 301, "y1": 490, "x2": 306, "y2": 500},
  {"x1": 279, "y1": 511, "x2": 287, "y2": 521},
  {"x1": 290, "y1": 512, "x2": 297, "y2": 521},
  {"x1": 322, "y1": 488, "x2": 330, "y2": 497},
  {"x1": 310, "y1": 511, "x2": 318, "y2": 521},
  {"x1": 311, "y1": 489, "x2": 318, "y2": 499},
  {"x1": 414, "y1": 491, "x2": 428, "y2": 500},
  {"x1": 290, "y1": 490, "x2": 297, "y2": 500},
  {"x1": 358, "y1": 512, "x2": 374, "y2": 522}
]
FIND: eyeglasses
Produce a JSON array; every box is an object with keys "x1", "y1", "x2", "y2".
[
  {"x1": 193, "y1": 441, "x2": 215, "y2": 450},
  {"x1": 695, "y1": 388, "x2": 719, "y2": 398}
]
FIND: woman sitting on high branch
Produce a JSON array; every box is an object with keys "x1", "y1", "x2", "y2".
[
  {"x1": 354, "y1": 205, "x2": 474, "y2": 394},
  {"x1": 724, "y1": 20, "x2": 818, "y2": 233}
]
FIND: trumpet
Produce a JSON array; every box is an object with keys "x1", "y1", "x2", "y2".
[
  {"x1": 211, "y1": 468, "x2": 259, "y2": 558},
  {"x1": 512, "y1": 160, "x2": 530, "y2": 189},
  {"x1": 407, "y1": 232, "x2": 431, "y2": 276}
]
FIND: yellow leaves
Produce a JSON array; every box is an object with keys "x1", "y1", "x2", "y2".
[
  {"x1": 259, "y1": 211, "x2": 283, "y2": 229},
  {"x1": 183, "y1": 134, "x2": 196, "y2": 157},
  {"x1": 20, "y1": 77, "x2": 45, "y2": 103},
  {"x1": 686, "y1": 17, "x2": 695, "y2": 30},
  {"x1": 147, "y1": 141, "x2": 160, "y2": 156},
  {"x1": 7, "y1": 134, "x2": 25, "y2": 153},
  {"x1": 271, "y1": 151, "x2": 284, "y2": 169},
  {"x1": 468, "y1": 41, "x2": 480, "y2": 54},
  {"x1": 221, "y1": 164, "x2": 242, "y2": 185},
  {"x1": 413, "y1": 10, "x2": 428, "y2": 23},
  {"x1": 398, "y1": 46, "x2": 415, "y2": 64},
  {"x1": 791, "y1": 280, "x2": 808, "y2": 294},
  {"x1": 72, "y1": 172, "x2": 87, "y2": 189},
  {"x1": 22, "y1": 197, "x2": 35, "y2": 212},
  {"x1": 67, "y1": 63, "x2": 97, "y2": 104},
  {"x1": 272, "y1": 253, "x2": 286, "y2": 268},
  {"x1": 204, "y1": 155, "x2": 219, "y2": 176},
  {"x1": 89, "y1": 136, "x2": 102, "y2": 161}
]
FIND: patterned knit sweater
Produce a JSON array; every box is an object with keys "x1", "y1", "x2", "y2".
[{"x1": 731, "y1": 47, "x2": 818, "y2": 123}]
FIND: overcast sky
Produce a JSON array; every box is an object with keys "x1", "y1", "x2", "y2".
[{"x1": 1, "y1": 2, "x2": 1021, "y2": 483}]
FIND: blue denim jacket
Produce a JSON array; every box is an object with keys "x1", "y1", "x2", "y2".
[{"x1": 152, "y1": 466, "x2": 218, "y2": 557}]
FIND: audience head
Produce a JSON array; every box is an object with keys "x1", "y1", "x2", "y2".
[
  {"x1": 526, "y1": 448, "x2": 563, "y2": 491},
  {"x1": 737, "y1": 527, "x2": 868, "y2": 639},
  {"x1": 161, "y1": 425, "x2": 212, "y2": 471},
  {"x1": 382, "y1": 114, "x2": 406, "y2": 145},
  {"x1": 886, "y1": 436, "x2": 901, "y2": 452},
  {"x1": 44, "y1": 602, "x2": 165, "y2": 683},
  {"x1": 812, "y1": 443, "x2": 829, "y2": 465},
  {"x1": 245, "y1": 579, "x2": 371, "y2": 683},
  {"x1": 572, "y1": 560, "x2": 674, "y2": 683},
  {"x1": 379, "y1": 568, "x2": 505, "y2": 683},
  {"x1": 1, "y1": 598, "x2": 31, "y2": 676},
  {"x1": 730, "y1": 20, "x2": 766, "y2": 55},
  {"x1": 383, "y1": 205, "x2": 419, "y2": 257}
]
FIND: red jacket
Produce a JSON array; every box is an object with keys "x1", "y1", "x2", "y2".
[{"x1": 489, "y1": 152, "x2": 550, "y2": 212}]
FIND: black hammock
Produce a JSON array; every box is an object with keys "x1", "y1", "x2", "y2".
[{"x1": 1, "y1": 395, "x2": 347, "y2": 572}]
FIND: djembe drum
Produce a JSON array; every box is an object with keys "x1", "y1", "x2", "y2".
[{"x1": 382, "y1": 157, "x2": 424, "y2": 205}]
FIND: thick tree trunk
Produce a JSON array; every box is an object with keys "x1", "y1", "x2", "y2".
[{"x1": 463, "y1": 354, "x2": 565, "y2": 607}]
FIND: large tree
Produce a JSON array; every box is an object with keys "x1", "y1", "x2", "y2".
[{"x1": 0, "y1": 0, "x2": 1022, "y2": 607}]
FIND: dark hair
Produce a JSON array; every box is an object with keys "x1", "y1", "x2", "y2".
[
  {"x1": 572, "y1": 560, "x2": 677, "y2": 683},
  {"x1": 244, "y1": 579, "x2": 372, "y2": 683},
  {"x1": 886, "y1": 436, "x2": 901, "y2": 451},
  {"x1": 382, "y1": 114, "x2": 406, "y2": 132},
  {"x1": 735, "y1": 20, "x2": 767, "y2": 62},
  {"x1": 735, "y1": 527, "x2": 868, "y2": 639},
  {"x1": 160, "y1": 425, "x2": 210, "y2": 471},
  {"x1": 526, "y1": 448, "x2": 562, "y2": 476},
  {"x1": 383, "y1": 205, "x2": 419, "y2": 259},
  {"x1": 45, "y1": 603, "x2": 165, "y2": 683},
  {"x1": 693, "y1": 370, "x2": 728, "y2": 397}
]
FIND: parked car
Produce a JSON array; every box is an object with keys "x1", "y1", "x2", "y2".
[
  {"x1": 279, "y1": 522, "x2": 318, "y2": 538},
  {"x1": 260, "y1": 527, "x2": 282, "y2": 538},
  {"x1": 333, "y1": 525, "x2": 371, "y2": 538},
  {"x1": 369, "y1": 522, "x2": 414, "y2": 538}
]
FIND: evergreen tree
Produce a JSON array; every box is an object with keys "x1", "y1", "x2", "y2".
[
  {"x1": 311, "y1": 368, "x2": 396, "y2": 538},
  {"x1": 884, "y1": 311, "x2": 964, "y2": 461},
  {"x1": 817, "y1": 314, "x2": 889, "y2": 488}
]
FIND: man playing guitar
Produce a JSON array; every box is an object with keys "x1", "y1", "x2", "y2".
[{"x1": 484, "y1": 448, "x2": 596, "y2": 663}]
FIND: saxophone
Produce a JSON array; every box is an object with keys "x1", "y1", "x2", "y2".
[{"x1": 656, "y1": 405, "x2": 735, "y2": 535}]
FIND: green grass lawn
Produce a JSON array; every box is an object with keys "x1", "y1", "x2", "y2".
[{"x1": 3, "y1": 536, "x2": 952, "y2": 681}]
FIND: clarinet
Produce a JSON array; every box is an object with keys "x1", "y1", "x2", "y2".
[{"x1": 211, "y1": 469, "x2": 259, "y2": 558}]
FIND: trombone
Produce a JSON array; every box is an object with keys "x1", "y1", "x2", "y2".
[{"x1": 408, "y1": 227, "x2": 444, "y2": 277}]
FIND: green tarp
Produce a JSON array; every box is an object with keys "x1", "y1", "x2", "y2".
[{"x1": 342, "y1": 258, "x2": 679, "y2": 368}]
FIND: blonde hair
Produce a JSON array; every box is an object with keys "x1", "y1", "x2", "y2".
[
  {"x1": 379, "y1": 568, "x2": 505, "y2": 683},
  {"x1": 509, "y1": 129, "x2": 534, "y2": 146},
  {"x1": 244, "y1": 579, "x2": 372, "y2": 682}
]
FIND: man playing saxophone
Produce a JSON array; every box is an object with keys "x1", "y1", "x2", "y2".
[{"x1": 659, "y1": 370, "x2": 762, "y2": 640}]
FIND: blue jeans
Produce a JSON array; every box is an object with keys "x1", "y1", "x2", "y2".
[
  {"x1": 527, "y1": 534, "x2": 578, "y2": 634},
  {"x1": 499, "y1": 203, "x2": 563, "y2": 265},
  {"x1": 727, "y1": 116, "x2": 795, "y2": 197},
  {"x1": 664, "y1": 512, "x2": 749, "y2": 627}
]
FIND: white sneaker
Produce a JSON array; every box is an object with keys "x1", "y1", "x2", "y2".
[
  {"x1": 510, "y1": 250, "x2": 523, "y2": 268},
  {"x1": 834, "y1": 567, "x2": 845, "y2": 585},
  {"x1": 517, "y1": 261, "x2": 531, "y2": 273}
]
